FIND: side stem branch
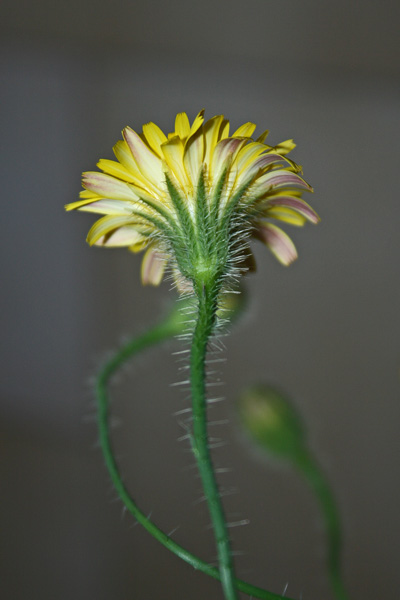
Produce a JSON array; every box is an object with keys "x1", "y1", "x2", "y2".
[{"x1": 294, "y1": 450, "x2": 349, "y2": 600}]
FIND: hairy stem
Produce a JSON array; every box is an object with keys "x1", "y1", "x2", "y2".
[
  {"x1": 95, "y1": 306, "x2": 293, "y2": 600},
  {"x1": 190, "y1": 282, "x2": 238, "y2": 600},
  {"x1": 294, "y1": 450, "x2": 349, "y2": 600}
]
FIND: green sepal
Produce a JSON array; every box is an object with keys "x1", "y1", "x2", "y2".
[
  {"x1": 194, "y1": 168, "x2": 209, "y2": 257},
  {"x1": 165, "y1": 173, "x2": 196, "y2": 246},
  {"x1": 138, "y1": 196, "x2": 181, "y2": 236},
  {"x1": 209, "y1": 165, "x2": 228, "y2": 221},
  {"x1": 219, "y1": 176, "x2": 255, "y2": 235},
  {"x1": 129, "y1": 209, "x2": 175, "y2": 242}
]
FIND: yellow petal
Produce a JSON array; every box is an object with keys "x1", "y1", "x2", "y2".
[
  {"x1": 232, "y1": 122, "x2": 256, "y2": 138},
  {"x1": 141, "y1": 246, "x2": 167, "y2": 285},
  {"x1": 79, "y1": 189, "x2": 98, "y2": 199},
  {"x1": 235, "y1": 142, "x2": 269, "y2": 174},
  {"x1": 82, "y1": 172, "x2": 139, "y2": 201},
  {"x1": 265, "y1": 207, "x2": 307, "y2": 226},
  {"x1": 113, "y1": 140, "x2": 140, "y2": 175},
  {"x1": 86, "y1": 215, "x2": 139, "y2": 246},
  {"x1": 256, "y1": 130, "x2": 269, "y2": 143},
  {"x1": 219, "y1": 119, "x2": 230, "y2": 140},
  {"x1": 106, "y1": 148, "x2": 161, "y2": 199},
  {"x1": 142, "y1": 122, "x2": 168, "y2": 157},
  {"x1": 210, "y1": 137, "x2": 247, "y2": 184},
  {"x1": 123, "y1": 127, "x2": 164, "y2": 188},
  {"x1": 175, "y1": 112, "x2": 191, "y2": 141},
  {"x1": 128, "y1": 239, "x2": 148, "y2": 253},
  {"x1": 266, "y1": 195, "x2": 320, "y2": 224},
  {"x1": 183, "y1": 128, "x2": 204, "y2": 187},
  {"x1": 269, "y1": 189, "x2": 304, "y2": 198},
  {"x1": 236, "y1": 152, "x2": 290, "y2": 189},
  {"x1": 94, "y1": 226, "x2": 147, "y2": 247},
  {"x1": 66, "y1": 198, "x2": 135, "y2": 215},
  {"x1": 256, "y1": 223, "x2": 298, "y2": 266},
  {"x1": 188, "y1": 109, "x2": 205, "y2": 137},
  {"x1": 224, "y1": 143, "x2": 268, "y2": 194},
  {"x1": 161, "y1": 136, "x2": 188, "y2": 189},
  {"x1": 203, "y1": 115, "x2": 224, "y2": 171},
  {"x1": 273, "y1": 139, "x2": 296, "y2": 155},
  {"x1": 65, "y1": 198, "x2": 100, "y2": 211},
  {"x1": 256, "y1": 169, "x2": 313, "y2": 194},
  {"x1": 97, "y1": 159, "x2": 140, "y2": 183}
]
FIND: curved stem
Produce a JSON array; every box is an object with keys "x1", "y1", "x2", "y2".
[
  {"x1": 190, "y1": 282, "x2": 238, "y2": 600},
  {"x1": 294, "y1": 450, "x2": 349, "y2": 600},
  {"x1": 95, "y1": 306, "x2": 293, "y2": 600}
]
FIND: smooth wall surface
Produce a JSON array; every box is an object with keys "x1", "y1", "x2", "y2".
[{"x1": 1, "y1": 2, "x2": 399, "y2": 599}]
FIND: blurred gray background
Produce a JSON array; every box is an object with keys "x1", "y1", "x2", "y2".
[{"x1": 1, "y1": 1, "x2": 399, "y2": 599}]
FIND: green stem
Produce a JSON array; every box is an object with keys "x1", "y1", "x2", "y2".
[
  {"x1": 189, "y1": 282, "x2": 238, "y2": 600},
  {"x1": 95, "y1": 306, "x2": 294, "y2": 600},
  {"x1": 294, "y1": 449, "x2": 349, "y2": 600}
]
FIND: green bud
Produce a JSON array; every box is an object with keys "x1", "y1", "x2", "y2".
[{"x1": 238, "y1": 385, "x2": 306, "y2": 460}]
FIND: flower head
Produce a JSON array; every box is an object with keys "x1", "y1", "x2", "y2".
[{"x1": 66, "y1": 111, "x2": 318, "y2": 289}]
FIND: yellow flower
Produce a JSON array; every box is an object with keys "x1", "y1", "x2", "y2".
[{"x1": 66, "y1": 111, "x2": 318, "y2": 286}]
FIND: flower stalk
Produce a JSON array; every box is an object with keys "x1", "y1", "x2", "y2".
[
  {"x1": 293, "y1": 449, "x2": 349, "y2": 600},
  {"x1": 190, "y1": 279, "x2": 238, "y2": 600}
]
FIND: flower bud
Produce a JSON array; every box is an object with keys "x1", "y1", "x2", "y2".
[{"x1": 238, "y1": 385, "x2": 306, "y2": 460}]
